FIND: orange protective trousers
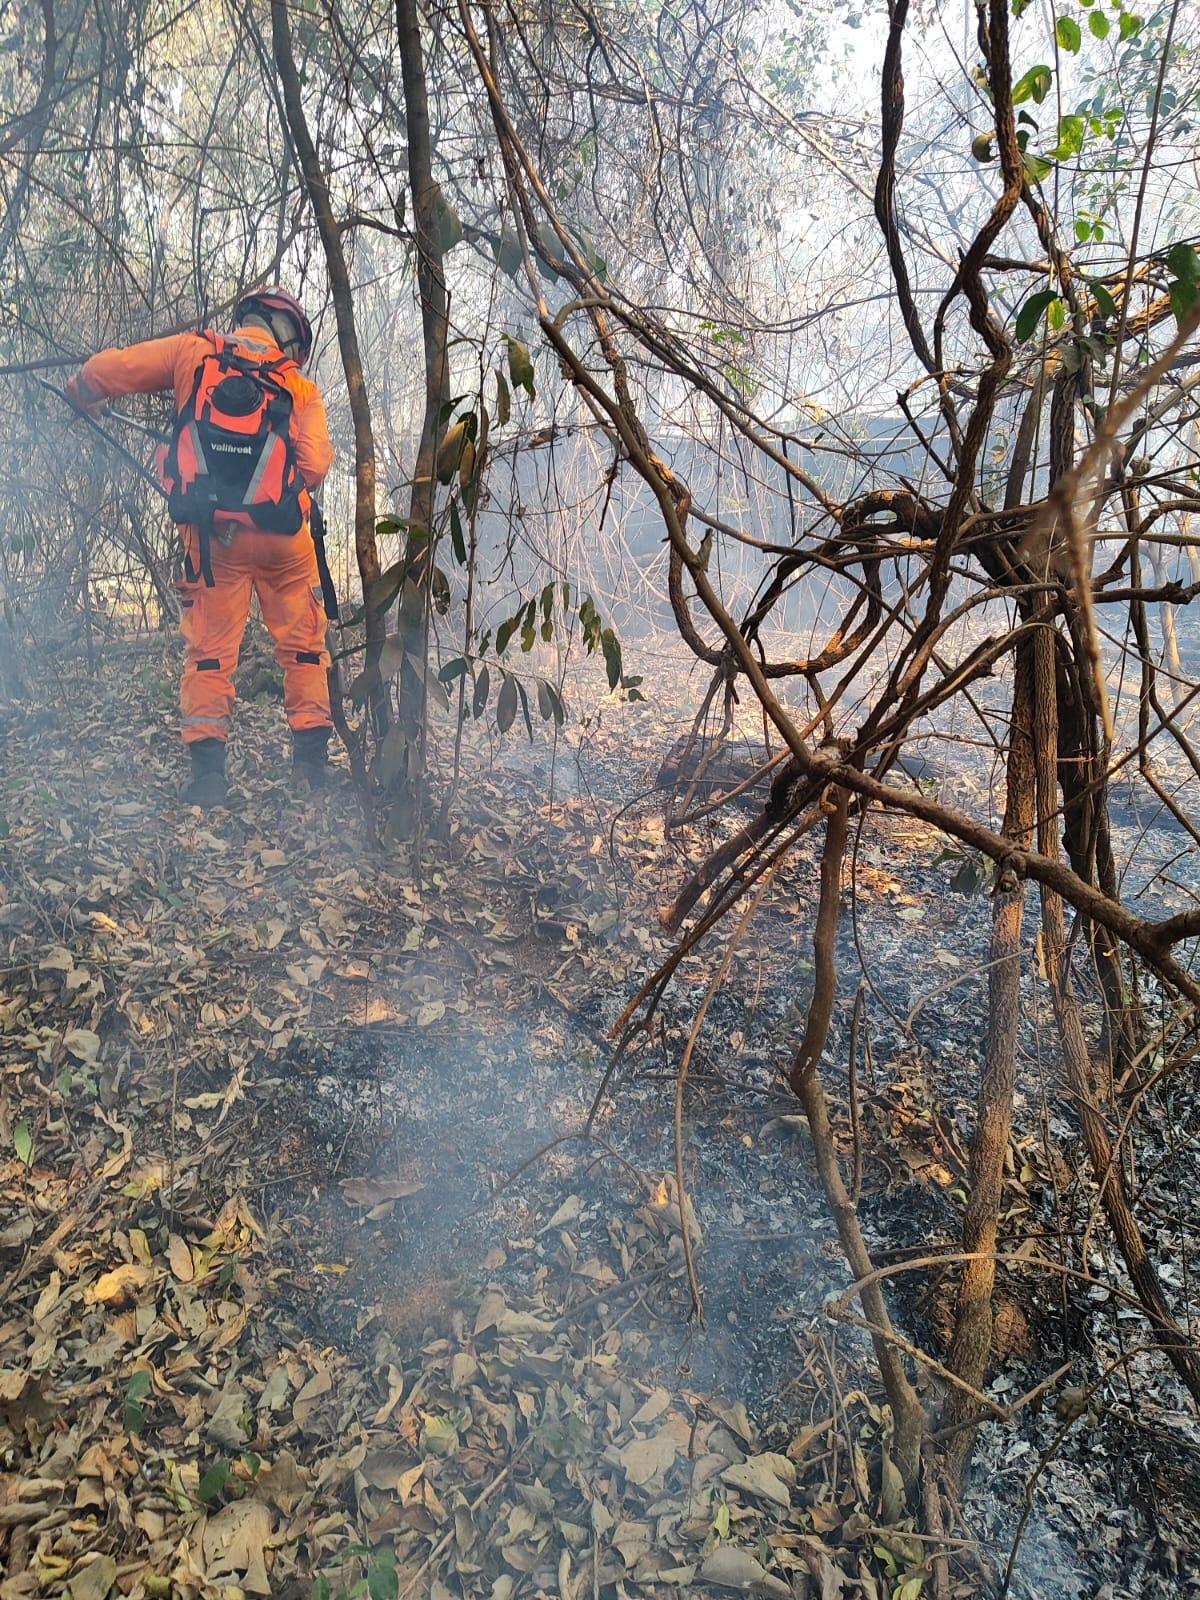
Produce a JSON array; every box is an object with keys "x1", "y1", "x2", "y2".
[{"x1": 178, "y1": 524, "x2": 332, "y2": 745}]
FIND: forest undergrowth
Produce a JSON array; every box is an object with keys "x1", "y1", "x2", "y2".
[{"x1": 1, "y1": 637, "x2": 1198, "y2": 1600}]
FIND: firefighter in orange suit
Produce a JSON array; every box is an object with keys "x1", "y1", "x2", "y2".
[{"x1": 65, "y1": 288, "x2": 335, "y2": 807}]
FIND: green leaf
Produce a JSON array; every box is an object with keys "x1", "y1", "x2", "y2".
[
  {"x1": 1167, "y1": 242, "x2": 1200, "y2": 284},
  {"x1": 874, "y1": 1543, "x2": 900, "y2": 1578},
  {"x1": 493, "y1": 227, "x2": 523, "y2": 279},
  {"x1": 1048, "y1": 296, "x2": 1068, "y2": 330},
  {"x1": 429, "y1": 565, "x2": 451, "y2": 618},
  {"x1": 575, "y1": 224, "x2": 608, "y2": 284},
  {"x1": 430, "y1": 182, "x2": 463, "y2": 252},
  {"x1": 1055, "y1": 15, "x2": 1081, "y2": 51},
  {"x1": 496, "y1": 672, "x2": 517, "y2": 734},
  {"x1": 503, "y1": 335, "x2": 535, "y2": 399},
  {"x1": 377, "y1": 725, "x2": 407, "y2": 786},
  {"x1": 1013, "y1": 63, "x2": 1053, "y2": 104},
  {"x1": 426, "y1": 675, "x2": 450, "y2": 714},
  {"x1": 1170, "y1": 278, "x2": 1200, "y2": 324},
  {"x1": 13, "y1": 1119, "x2": 32, "y2": 1166},
  {"x1": 1023, "y1": 151, "x2": 1054, "y2": 183},
  {"x1": 1089, "y1": 9, "x2": 1110, "y2": 36},
  {"x1": 346, "y1": 666, "x2": 380, "y2": 708},
  {"x1": 514, "y1": 678, "x2": 534, "y2": 739},
  {"x1": 437, "y1": 394, "x2": 473, "y2": 427},
  {"x1": 449, "y1": 501, "x2": 467, "y2": 565},
  {"x1": 438, "y1": 656, "x2": 469, "y2": 685},
  {"x1": 472, "y1": 664, "x2": 490, "y2": 718},
  {"x1": 377, "y1": 635, "x2": 405, "y2": 682},
  {"x1": 369, "y1": 560, "x2": 406, "y2": 614},
  {"x1": 530, "y1": 222, "x2": 567, "y2": 281},
  {"x1": 537, "y1": 680, "x2": 566, "y2": 725},
  {"x1": 1118, "y1": 11, "x2": 1141, "y2": 40},
  {"x1": 495, "y1": 368, "x2": 511, "y2": 426},
  {"x1": 1075, "y1": 218, "x2": 1092, "y2": 242},
  {"x1": 950, "y1": 857, "x2": 987, "y2": 895},
  {"x1": 1050, "y1": 114, "x2": 1085, "y2": 159},
  {"x1": 124, "y1": 1369, "x2": 152, "y2": 1433},
  {"x1": 1015, "y1": 288, "x2": 1058, "y2": 341},
  {"x1": 313, "y1": 1579, "x2": 332, "y2": 1600},
  {"x1": 199, "y1": 1459, "x2": 231, "y2": 1503},
  {"x1": 496, "y1": 614, "x2": 519, "y2": 655},
  {"x1": 600, "y1": 628, "x2": 622, "y2": 691},
  {"x1": 367, "y1": 1557, "x2": 399, "y2": 1600},
  {"x1": 1089, "y1": 280, "x2": 1118, "y2": 319},
  {"x1": 1168, "y1": 243, "x2": 1200, "y2": 326}
]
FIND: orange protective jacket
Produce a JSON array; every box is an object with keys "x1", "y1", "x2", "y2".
[{"x1": 79, "y1": 325, "x2": 335, "y2": 495}]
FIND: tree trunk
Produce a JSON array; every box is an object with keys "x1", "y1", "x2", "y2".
[
  {"x1": 392, "y1": 0, "x2": 451, "y2": 835},
  {"x1": 270, "y1": 0, "x2": 384, "y2": 722},
  {"x1": 1053, "y1": 639, "x2": 1138, "y2": 1074},
  {"x1": 941, "y1": 637, "x2": 1035, "y2": 1479},
  {"x1": 790, "y1": 787, "x2": 928, "y2": 1490},
  {"x1": 1034, "y1": 628, "x2": 1200, "y2": 1405}
]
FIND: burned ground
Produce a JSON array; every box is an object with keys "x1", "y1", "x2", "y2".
[{"x1": 1, "y1": 640, "x2": 1199, "y2": 1600}]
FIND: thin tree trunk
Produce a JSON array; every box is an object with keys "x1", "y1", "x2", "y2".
[
  {"x1": 790, "y1": 787, "x2": 928, "y2": 1490},
  {"x1": 1149, "y1": 545, "x2": 1189, "y2": 722},
  {"x1": 1033, "y1": 629, "x2": 1200, "y2": 1405},
  {"x1": 270, "y1": 0, "x2": 384, "y2": 722},
  {"x1": 0, "y1": 0, "x2": 57, "y2": 272},
  {"x1": 393, "y1": 0, "x2": 451, "y2": 835},
  {"x1": 941, "y1": 634, "x2": 1035, "y2": 1479},
  {"x1": 1054, "y1": 639, "x2": 1138, "y2": 1074}
]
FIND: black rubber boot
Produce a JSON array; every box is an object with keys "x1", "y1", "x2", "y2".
[
  {"x1": 293, "y1": 726, "x2": 330, "y2": 788},
  {"x1": 184, "y1": 738, "x2": 228, "y2": 808}
]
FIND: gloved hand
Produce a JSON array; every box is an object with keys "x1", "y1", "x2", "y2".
[{"x1": 63, "y1": 372, "x2": 103, "y2": 413}]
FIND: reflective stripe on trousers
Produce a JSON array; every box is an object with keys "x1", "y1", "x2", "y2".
[{"x1": 176, "y1": 522, "x2": 332, "y2": 745}]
